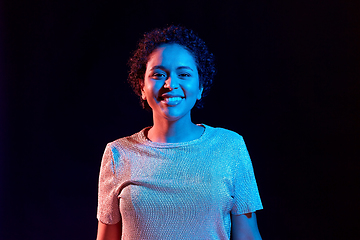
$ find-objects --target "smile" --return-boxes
[160,97,184,105]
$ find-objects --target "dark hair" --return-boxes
[128,25,216,109]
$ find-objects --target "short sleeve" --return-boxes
[97,144,121,224]
[231,136,263,215]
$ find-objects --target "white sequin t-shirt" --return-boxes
[97,124,263,239]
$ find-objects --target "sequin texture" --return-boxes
[97,124,263,239]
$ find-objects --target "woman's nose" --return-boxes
[164,75,179,90]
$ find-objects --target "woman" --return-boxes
[97,25,263,240]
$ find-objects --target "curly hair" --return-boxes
[128,25,216,109]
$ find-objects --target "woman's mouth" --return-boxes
[160,96,183,106]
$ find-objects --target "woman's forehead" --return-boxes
[146,44,196,69]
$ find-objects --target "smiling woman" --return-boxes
[128,25,215,110]
[142,44,204,142]
[96,25,263,240]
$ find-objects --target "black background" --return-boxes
[1,0,360,239]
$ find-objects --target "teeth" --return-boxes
[162,97,183,103]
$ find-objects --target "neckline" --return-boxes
[138,124,210,148]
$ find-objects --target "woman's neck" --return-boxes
[147,114,204,143]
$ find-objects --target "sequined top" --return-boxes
[97,124,263,240]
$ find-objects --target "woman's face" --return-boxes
[142,43,203,122]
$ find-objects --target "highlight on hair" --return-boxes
[128,25,216,109]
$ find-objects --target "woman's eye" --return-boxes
[179,73,191,77]
[152,72,165,78]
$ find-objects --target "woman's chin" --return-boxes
[158,108,191,122]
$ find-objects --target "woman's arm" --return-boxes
[96,221,122,240]
[231,212,262,240]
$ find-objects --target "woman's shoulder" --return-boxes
[105,127,149,149]
[202,125,249,160]
[204,124,245,142]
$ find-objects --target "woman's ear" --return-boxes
[140,81,147,100]
[141,89,146,100]
[197,86,203,100]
